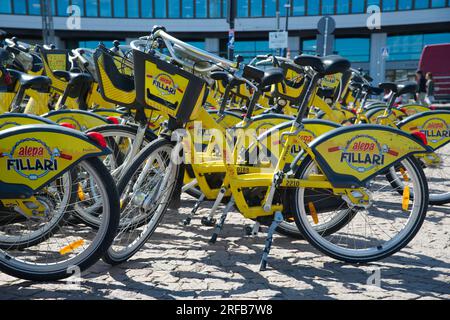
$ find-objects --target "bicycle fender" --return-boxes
[397,110,450,151]
[308,124,432,188]
[0,113,56,131]
[43,109,109,131]
[0,124,110,198]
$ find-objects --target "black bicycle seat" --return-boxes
[294,55,350,76]
[8,69,51,91]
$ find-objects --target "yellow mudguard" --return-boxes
[43,109,109,130]
[310,124,431,188]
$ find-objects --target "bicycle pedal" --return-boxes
[201,216,216,226]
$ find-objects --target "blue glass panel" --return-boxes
[86,0,99,16]
[431,0,446,7]
[415,0,429,9]
[237,0,248,17]
[398,0,412,10]
[322,0,334,15]
[28,0,41,14]
[210,0,221,17]
[250,0,262,16]
[141,0,152,17]
[113,0,125,17]
[0,0,12,14]
[292,0,305,16]
[307,0,319,15]
[196,0,207,17]
[382,0,396,11]
[99,0,112,17]
[71,0,84,16]
[423,33,450,45]
[336,0,350,14]
[155,0,167,18]
[79,40,125,49]
[12,0,26,14]
[387,34,423,61]
[56,0,69,16]
[367,0,380,7]
[182,0,194,17]
[127,0,139,17]
[187,41,205,49]
[351,0,364,13]
[168,0,180,17]
[234,40,271,63]
[334,38,370,62]
[264,0,276,16]
[302,39,316,54]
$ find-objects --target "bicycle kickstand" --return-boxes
[201,186,227,226]
[259,211,284,271]
[183,194,205,226]
[209,197,235,244]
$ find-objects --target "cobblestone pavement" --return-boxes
[0,195,449,300]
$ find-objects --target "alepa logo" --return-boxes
[329,135,398,173]
[290,129,316,155]
[149,73,182,96]
[1,138,69,180]
[417,118,450,143]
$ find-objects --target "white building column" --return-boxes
[205,38,220,54]
[370,33,387,85]
[288,36,300,57]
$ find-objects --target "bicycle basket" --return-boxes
[133,49,207,123]
[274,62,305,103]
[93,47,136,107]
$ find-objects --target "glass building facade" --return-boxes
[1,0,448,17]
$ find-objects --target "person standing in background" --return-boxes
[425,72,435,106]
[416,70,427,105]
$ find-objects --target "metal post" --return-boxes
[227,0,236,60]
[41,0,55,45]
[283,0,291,57]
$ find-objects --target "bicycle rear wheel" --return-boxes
[291,155,428,263]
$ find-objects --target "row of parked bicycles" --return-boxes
[0,26,448,281]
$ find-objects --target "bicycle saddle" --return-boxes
[379,82,417,96]
[7,69,51,91]
[294,55,350,76]
[243,65,284,87]
[363,85,383,95]
[210,71,231,86]
[54,70,93,86]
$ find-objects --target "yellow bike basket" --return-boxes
[133,50,207,123]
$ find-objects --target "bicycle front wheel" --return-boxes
[103,137,181,265]
[0,158,120,281]
[291,155,428,263]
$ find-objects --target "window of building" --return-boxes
[292,0,305,16]
[0,0,11,14]
[182,0,194,17]
[127,0,139,18]
[13,0,26,14]
[387,33,450,61]
[187,41,205,49]
[334,38,370,62]
[113,0,125,17]
[234,40,271,62]
[155,0,167,18]
[237,0,248,17]
[431,0,446,7]
[140,1,152,17]
[250,0,262,16]
[264,0,276,17]
[336,0,350,14]
[70,0,84,16]
[86,0,99,16]
[321,0,334,15]
[78,40,125,49]
[306,0,319,15]
[56,0,69,16]
[169,0,180,17]
[209,0,221,17]
[27,0,40,15]
[382,0,396,11]
[195,0,207,17]
[398,0,413,10]
[351,0,365,13]
[302,39,316,54]
[367,0,380,7]
[99,0,112,17]
[415,0,429,9]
